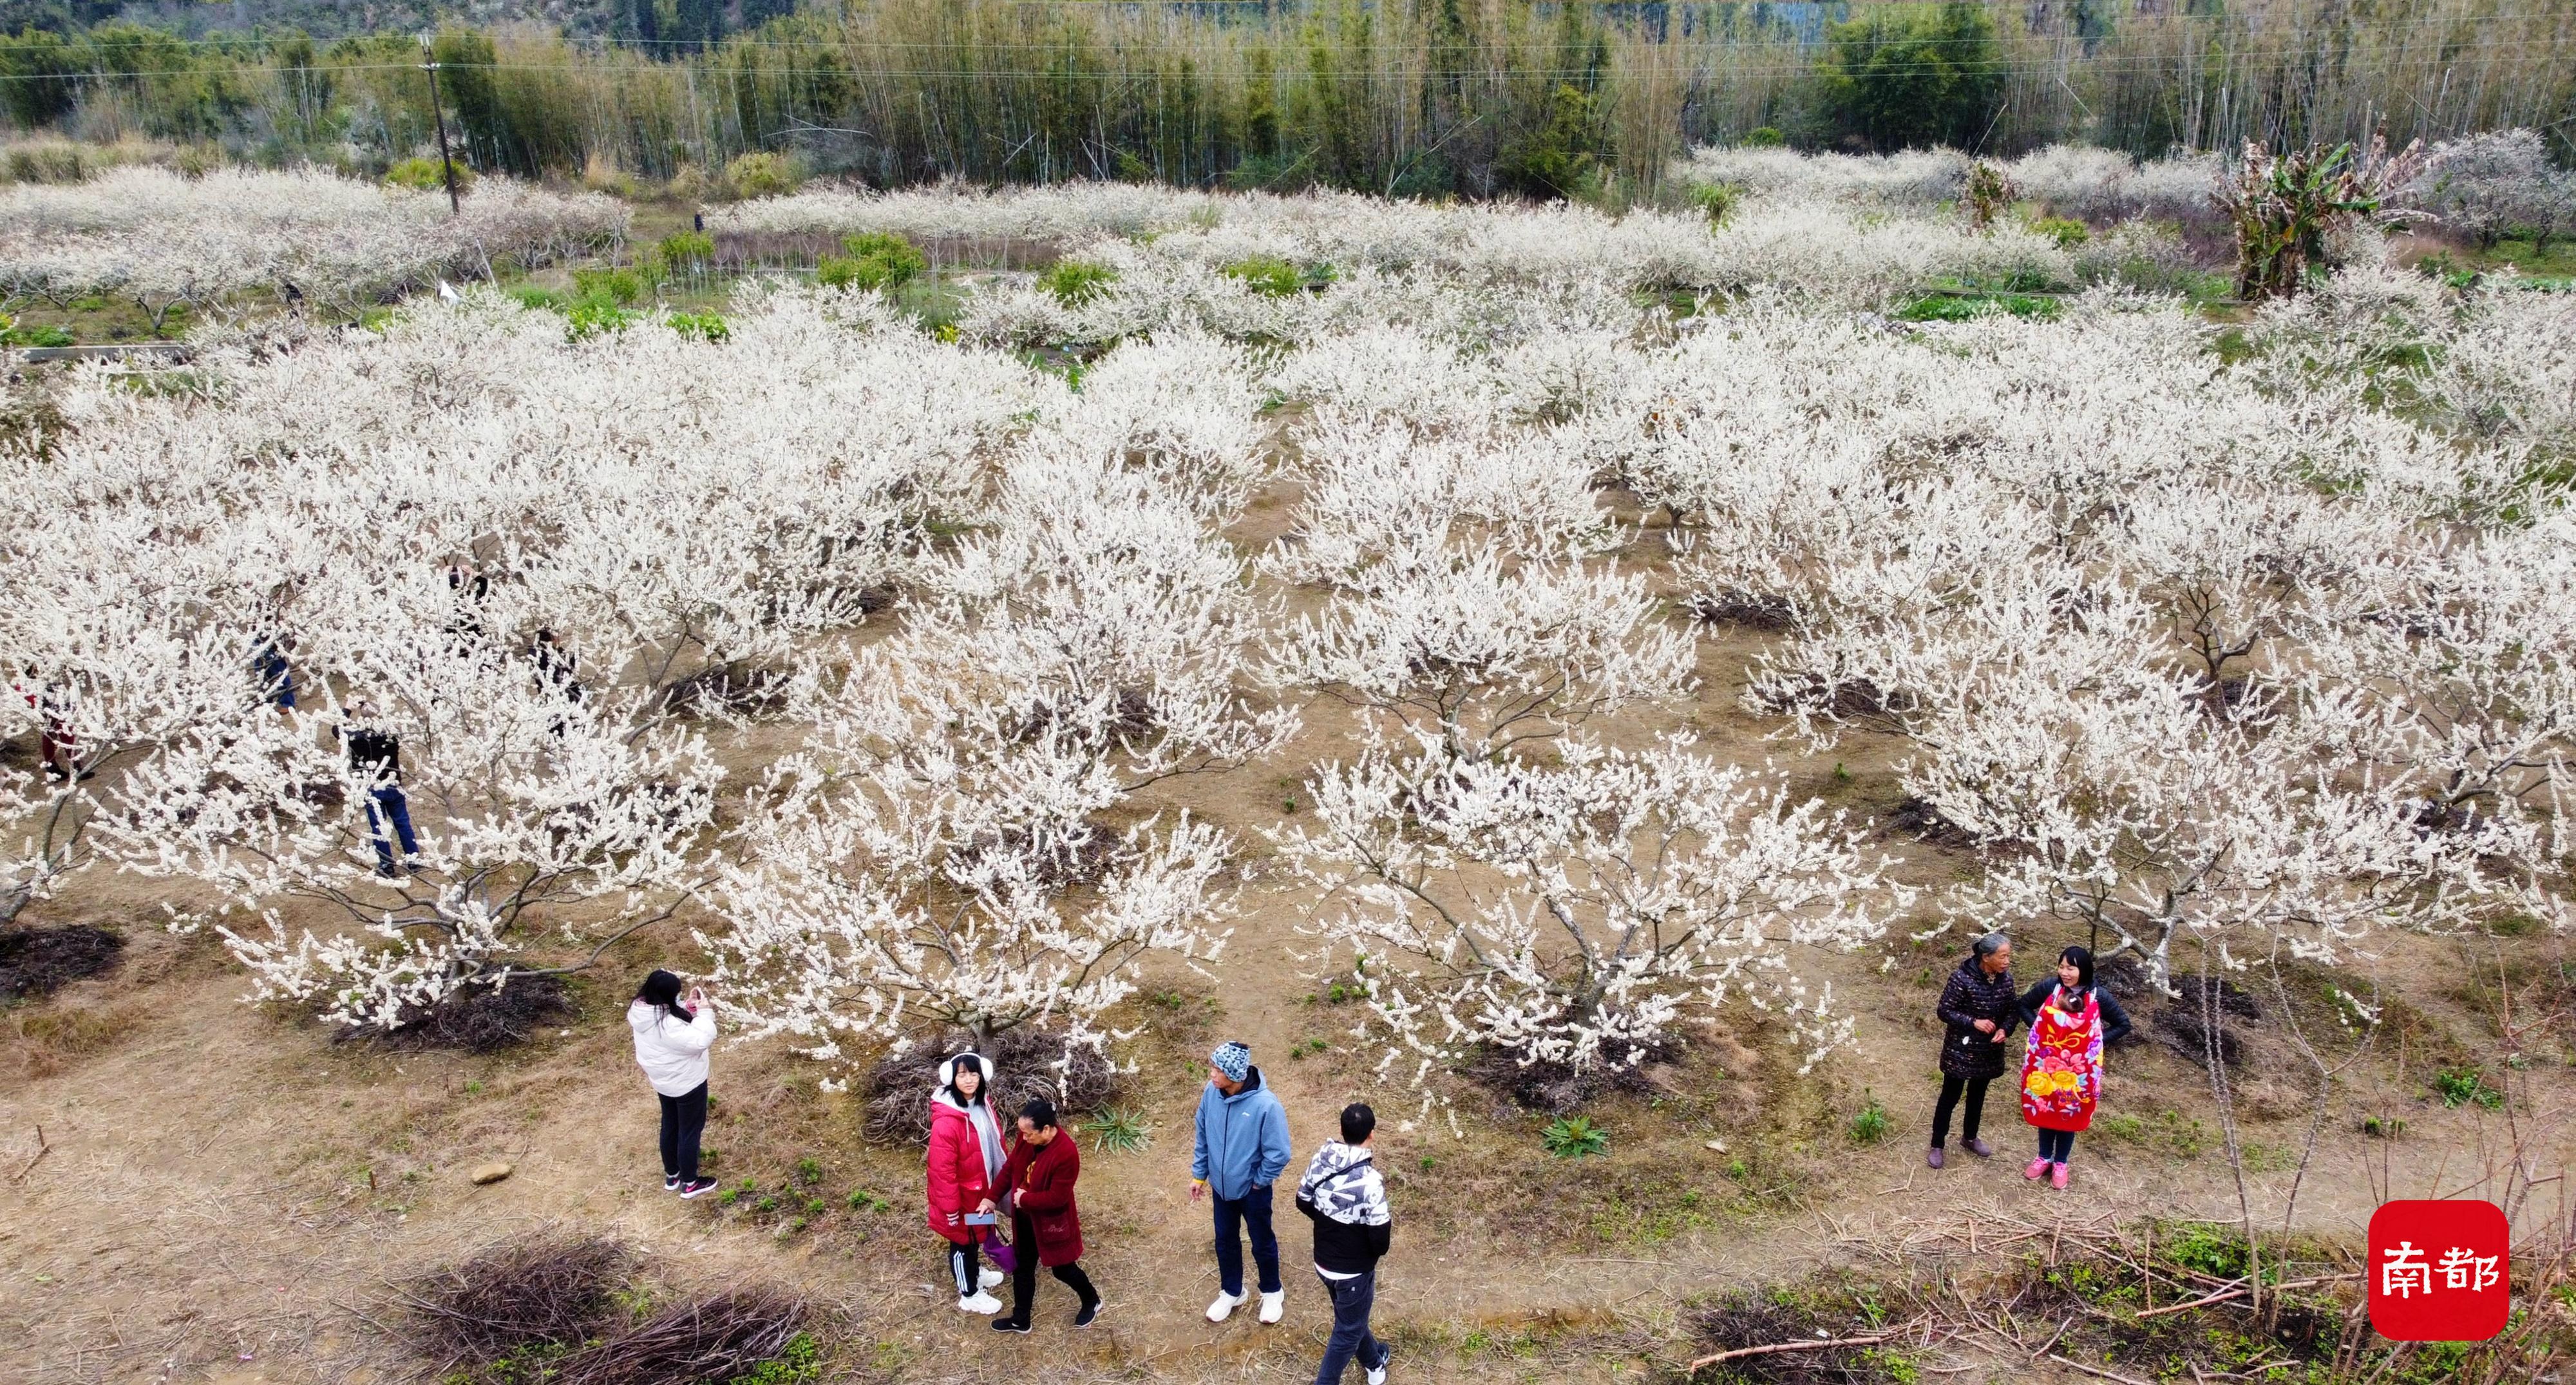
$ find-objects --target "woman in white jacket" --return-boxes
[629,970,717,1198]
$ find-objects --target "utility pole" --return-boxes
[418,31,461,215]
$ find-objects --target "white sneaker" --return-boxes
[1258,1289,1285,1324]
[978,1268,1005,1290]
[1366,1350,1390,1385]
[1206,1290,1245,1323]
[958,1290,1002,1315]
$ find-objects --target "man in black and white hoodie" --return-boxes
[1295,1103,1393,1385]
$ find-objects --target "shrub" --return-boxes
[1221,254,1303,297]
[1741,126,1786,148]
[657,230,715,274]
[817,231,926,292]
[1687,180,1745,226]
[385,157,473,196]
[1541,1116,1610,1159]
[571,268,644,305]
[1848,1096,1894,1145]
[1964,160,2015,229]
[723,151,803,200]
[667,311,728,343]
[2029,215,2090,247]
[1038,260,1117,306]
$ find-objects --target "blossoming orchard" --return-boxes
[3,135,2573,1384]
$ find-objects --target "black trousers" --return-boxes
[2038,1127,2076,1164]
[1008,1210,1097,1323]
[947,1236,983,1297]
[657,1081,708,1180]
[1930,1073,1990,1147]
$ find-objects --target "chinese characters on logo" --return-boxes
[2367,1200,2510,1341]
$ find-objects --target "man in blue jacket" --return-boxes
[1191,1040,1293,1324]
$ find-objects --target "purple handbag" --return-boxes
[983,1228,1016,1274]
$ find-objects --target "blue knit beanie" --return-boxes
[1210,1040,1251,1083]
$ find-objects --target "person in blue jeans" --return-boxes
[1297,1103,1393,1385]
[1191,1040,1292,1324]
[341,704,419,877]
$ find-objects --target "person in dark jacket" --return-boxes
[530,629,583,737]
[992,1097,1101,1333]
[2016,944,2132,1187]
[1296,1103,1393,1385]
[341,702,418,877]
[1927,932,2018,1169]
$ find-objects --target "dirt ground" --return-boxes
[5,476,2571,1385]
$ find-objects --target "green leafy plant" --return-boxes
[1222,254,1303,297]
[1090,1106,1153,1154]
[846,1187,890,1213]
[4,319,73,347]
[1741,126,1786,148]
[667,310,728,342]
[2217,133,2425,300]
[1687,180,1744,226]
[1541,1116,1609,1160]
[2433,1067,2504,1109]
[793,1157,824,1186]
[1895,292,2059,322]
[1038,260,1117,306]
[565,296,638,341]
[1848,1096,1893,1145]
[2362,1114,2408,1138]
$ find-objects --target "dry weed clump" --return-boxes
[399,1234,637,1368]
[549,1287,806,1385]
[397,1235,813,1385]
[860,1025,1126,1144]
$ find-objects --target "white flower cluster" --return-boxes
[0,167,626,325]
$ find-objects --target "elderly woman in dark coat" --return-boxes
[1926,933,2020,1169]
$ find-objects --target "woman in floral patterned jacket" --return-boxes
[2017,945,2132,1190]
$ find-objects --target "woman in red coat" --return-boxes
[990,1096,1103,1333]
[926,1053,1007,1315]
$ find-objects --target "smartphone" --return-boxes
[963,1212,998,1226]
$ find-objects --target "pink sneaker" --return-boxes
[2049,1163,2070,1190]
[2025,1158,2050,1180]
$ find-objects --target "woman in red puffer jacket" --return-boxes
[926,1053,1007,1315]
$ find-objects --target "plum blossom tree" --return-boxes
[1267,544,1693,763]
[706,738,1235,1075]
[1279,734,1906,1083]
[101,627,722,1033]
